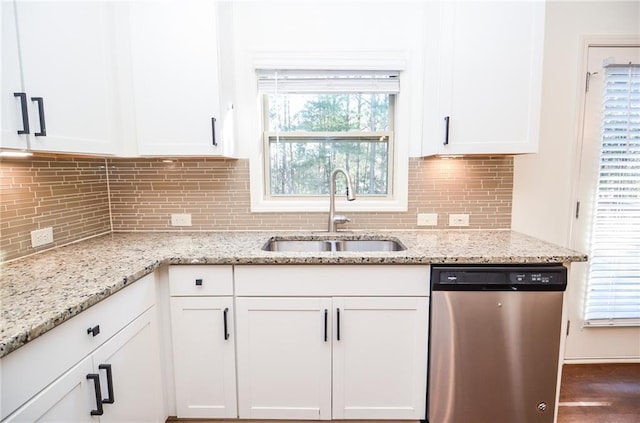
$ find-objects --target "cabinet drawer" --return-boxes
[0,274,156,420]
[169,265,233,296]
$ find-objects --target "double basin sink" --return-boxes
[262,236,406,252]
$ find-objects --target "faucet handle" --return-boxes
[333,214,351,225]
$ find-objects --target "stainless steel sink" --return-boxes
[262,238,406,252]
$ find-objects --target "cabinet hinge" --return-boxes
[575,201,580,219]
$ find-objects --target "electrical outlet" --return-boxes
[171,213,192,227]
[449,213,470,227]
[417,213,438,226]
[31,227,54,248]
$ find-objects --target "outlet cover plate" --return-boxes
[449,213,470,227]
[31,227,54,248]
[417,213,438,226]
[171,213,192,227]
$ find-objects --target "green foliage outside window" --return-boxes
[267,93,392,196]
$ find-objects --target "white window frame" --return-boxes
[247,51,409,212]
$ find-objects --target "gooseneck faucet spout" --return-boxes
[328,168,356,232]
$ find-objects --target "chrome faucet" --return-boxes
[328,168,356,232]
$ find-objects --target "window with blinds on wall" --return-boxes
[585,63,640,325]
[257,70,398,198]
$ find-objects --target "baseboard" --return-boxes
[563,358,640,364]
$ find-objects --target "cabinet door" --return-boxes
[170,296,237,418]
[426,0,544,155]
[14,1,118,155]
[235,297,332,420]
[332,297,429,420]
[3,356,95,423]
[92,307,164,423]
[128,0,226,156]
[1,1,29,151]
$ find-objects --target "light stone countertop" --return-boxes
[0,230,587,358]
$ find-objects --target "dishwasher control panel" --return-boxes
[432,264,567,291]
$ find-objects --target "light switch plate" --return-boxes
[171,213,192,227]
[449,213,470,227]
[31,227,54,247]
[417,213,438,226]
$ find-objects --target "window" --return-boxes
[577,47,640,326]
[258,70,398,199]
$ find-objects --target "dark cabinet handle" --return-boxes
[195,278,203,286]
[13,92,30,135]
[87,325,100,337]
[324,309,328,342]
[443,116,450,146]
[86,374,104,416]
[30,97,46,136]
[223,307,230,340]
[336,308,341,341]
[98,364,115,404]
[211,117,217,146]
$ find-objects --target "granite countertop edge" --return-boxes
[0,230,587,358]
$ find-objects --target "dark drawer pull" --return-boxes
[443,116,450,146]
[324,309,328,342]
[223,307,230,340]
[99,364,115,404]
[14,92,30,135]
[31,97,46,136]
[87,325,100,337]
[86,374,104,416]
[211,117,217,146]
[195,278,203,286]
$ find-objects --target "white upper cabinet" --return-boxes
[1,1,28,151]
[127,0,234,157]
[423,1,545,155]
[2,1,120,155]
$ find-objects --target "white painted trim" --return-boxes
[564,36,640,361]
[248,50,411,213]
[252,50,407,71]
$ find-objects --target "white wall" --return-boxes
[511,1,640,361]
[229,1,433,213]
[230,1,429,159]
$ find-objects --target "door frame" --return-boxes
[565,35,640,364]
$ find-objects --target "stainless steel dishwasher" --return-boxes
[428,264,567,423]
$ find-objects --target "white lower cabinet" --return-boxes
[92,307,164,423]
[235,298,333,420]
[332,297,429,420]
[4,306,163,422]
[234,264,430,421]
[168,265,237,419]
[3,357,95,423]
[170,297,237,418]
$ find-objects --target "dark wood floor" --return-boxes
[557,363,640,423]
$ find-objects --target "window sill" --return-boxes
[250,196,408,213]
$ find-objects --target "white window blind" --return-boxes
[585,63,640,326]
[257,70,400,94]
